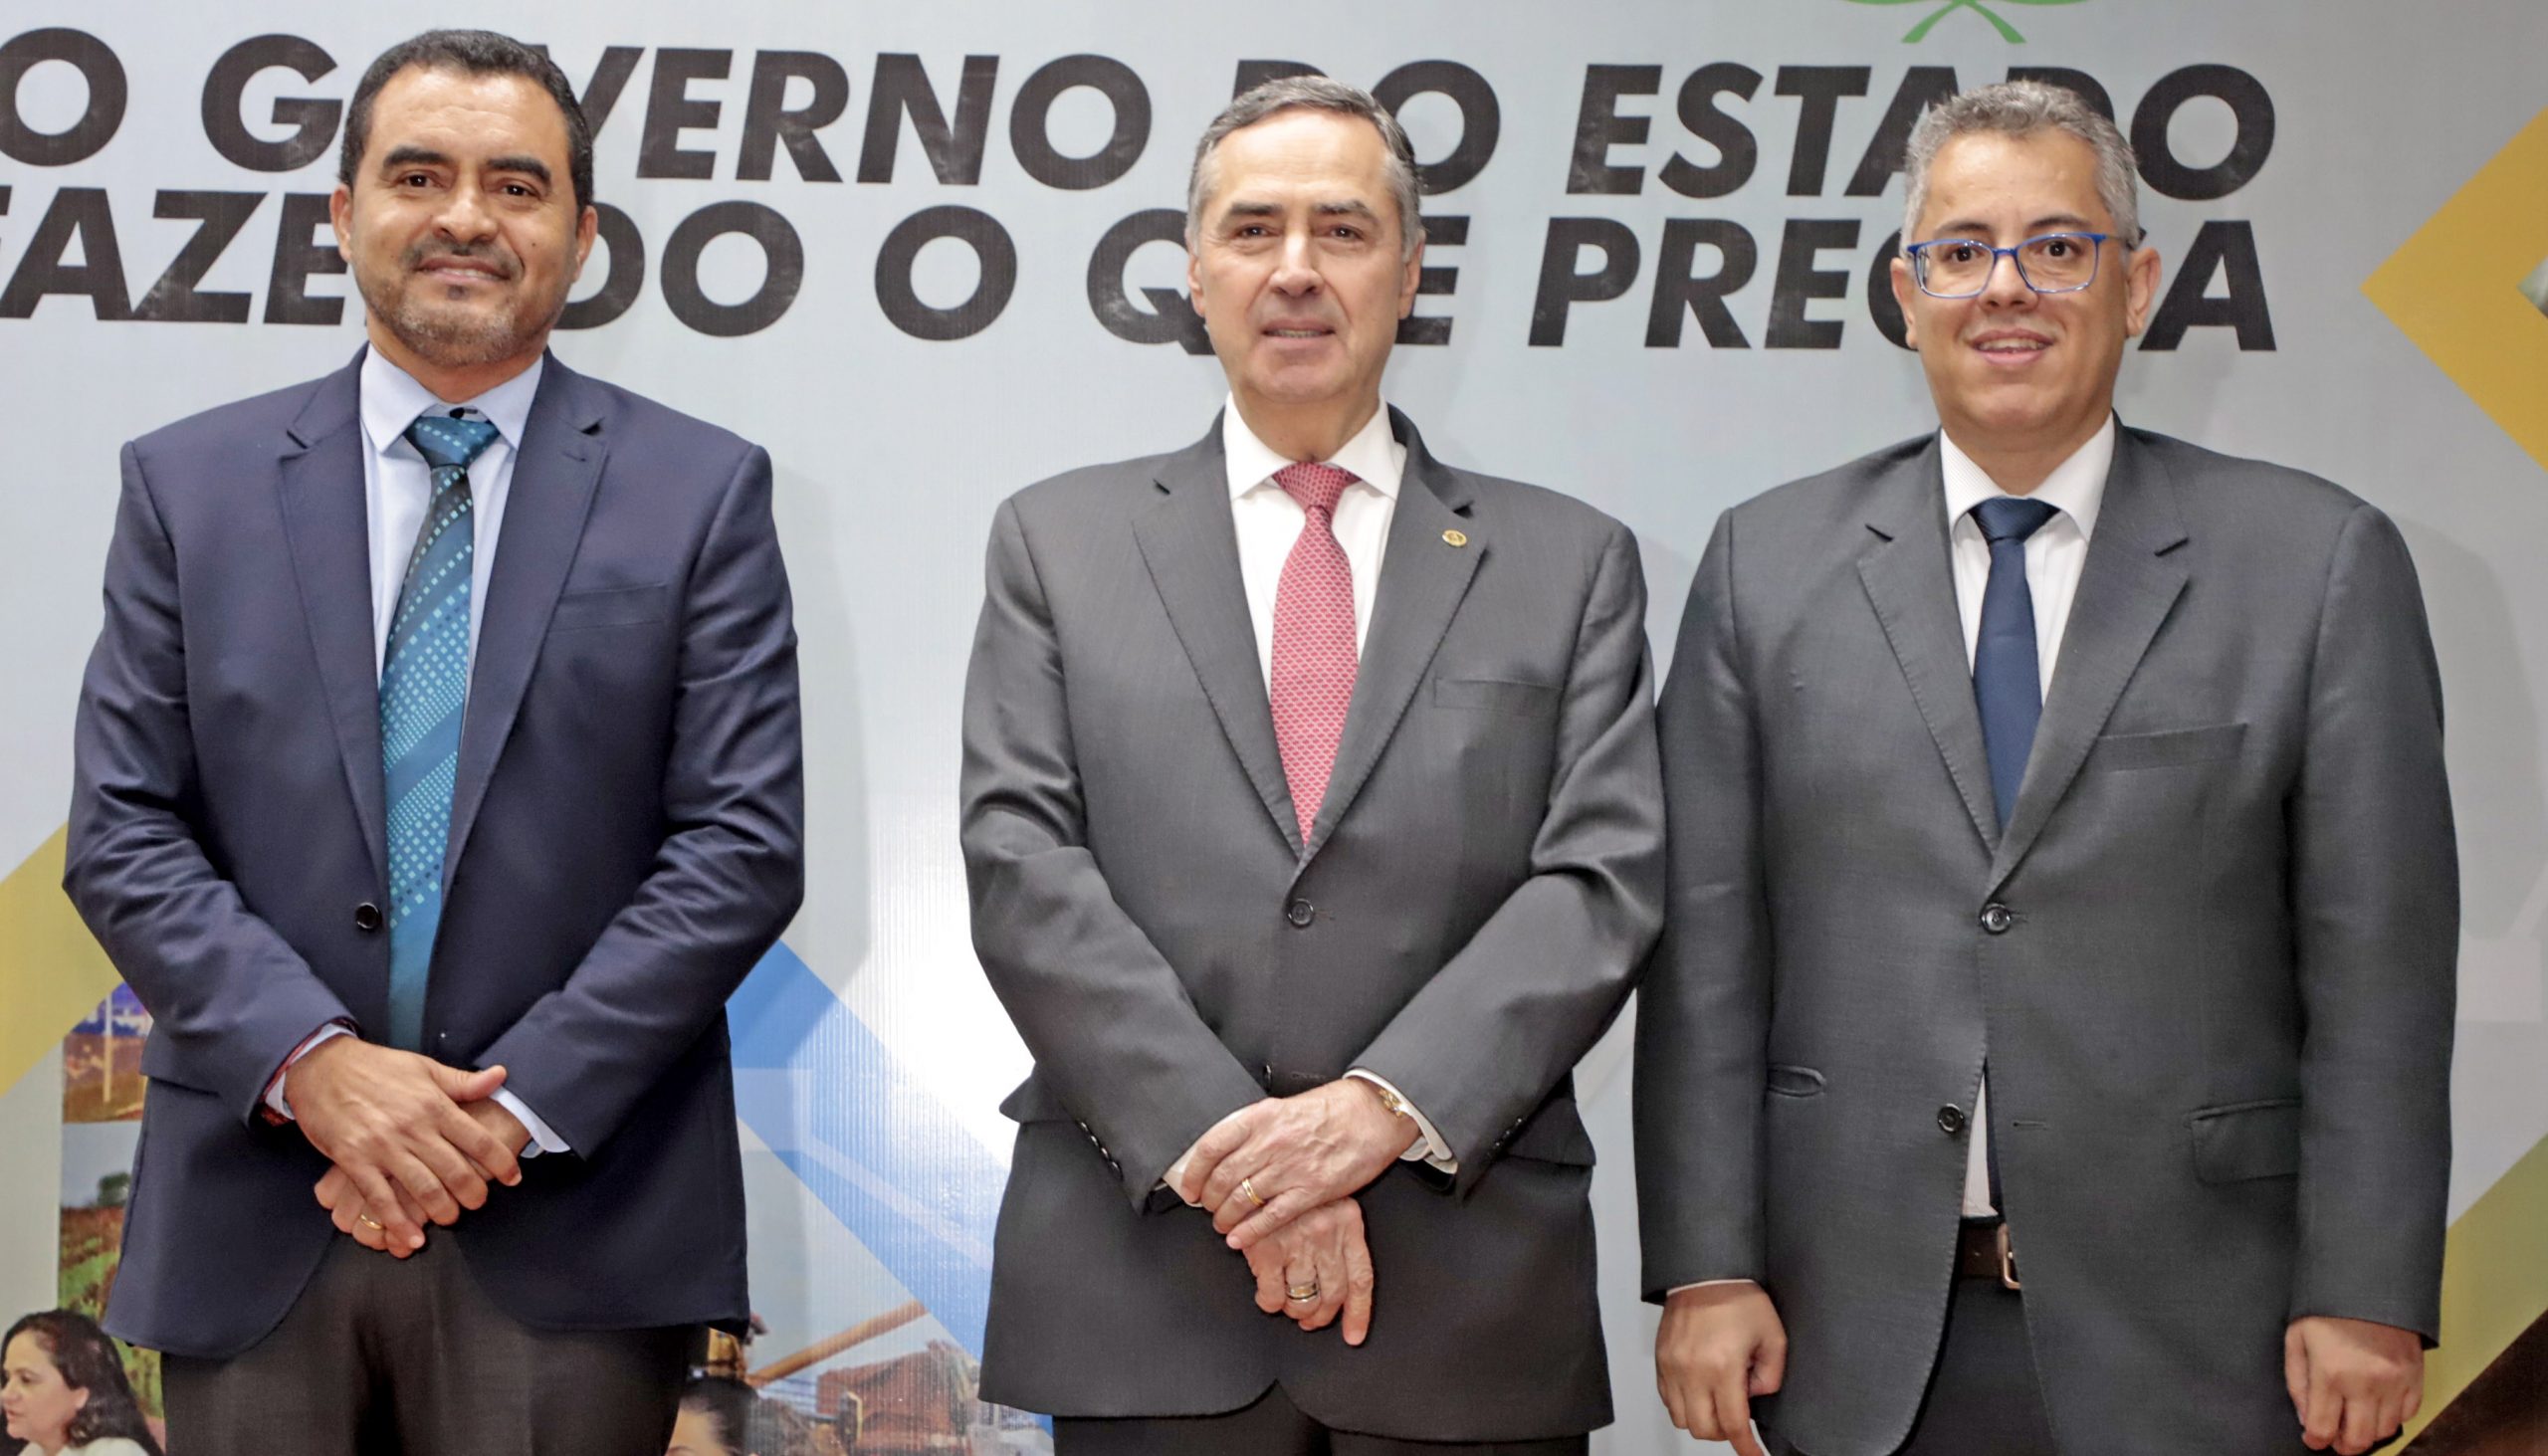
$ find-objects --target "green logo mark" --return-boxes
[1845,0,2089,44]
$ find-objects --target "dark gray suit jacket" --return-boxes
[1635,426,2456,1456]
[960,411,1663,1441]
[65,350,804,1357]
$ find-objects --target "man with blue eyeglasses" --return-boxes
[1634,81,2453,1456]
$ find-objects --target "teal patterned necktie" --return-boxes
[382,411,500,1051]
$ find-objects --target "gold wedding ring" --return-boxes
[1240,1177,1267,1209]
[1286,1282,1320,1302]
[356,1212,385,1232]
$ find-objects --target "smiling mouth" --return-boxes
[1972,335,2050,355]
[408,246,515,285]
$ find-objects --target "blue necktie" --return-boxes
[1971,496,2053,1217]
[1971,497,2060,829]
[382,411,500,1051]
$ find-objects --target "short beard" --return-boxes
[356,245,565,371]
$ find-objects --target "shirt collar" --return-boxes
[1938,414,2115,540]
[359,346,545,461]
[1222,396,1403,503]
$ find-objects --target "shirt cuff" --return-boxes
[489,1087,569,1156]
[1668,1280,1764,1296]
[265,1022,355,1122]
[1344,1069,1458,1174]
[1164,1104,1258,1207]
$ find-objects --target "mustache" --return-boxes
[402,240,520,280]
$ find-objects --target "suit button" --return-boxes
[1938,1105,1966,1136]
[1286,899,1316,929]
[353,903,383,933]
[1980,903,2014,934]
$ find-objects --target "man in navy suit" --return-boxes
[64,30,802,1455]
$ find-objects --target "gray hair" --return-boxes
[1185,77,1424,261]
[1901,80,2142,251]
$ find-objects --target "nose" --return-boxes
[433,180,498,243]
[1977,247,2035,309]
[1270,230,1321,296]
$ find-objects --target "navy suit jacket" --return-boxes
[65,349,804,1357]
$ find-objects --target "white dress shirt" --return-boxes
[1940,414,2114,1217]
[269,349,567,1156]
[1162,399,1454,1198]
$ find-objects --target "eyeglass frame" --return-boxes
[1900,231,2121,299]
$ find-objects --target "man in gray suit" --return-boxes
[960,77,1662,1452]
[1634,82,2454,1456]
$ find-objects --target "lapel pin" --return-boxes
[1442,528,1468,547]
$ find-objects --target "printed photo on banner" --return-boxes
[673,1324,1046,1456]
[1,1308,163,1456]
[2,986,164,1456]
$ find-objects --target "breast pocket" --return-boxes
[548,582,671,633]
[2086,721,2246,772]
[1432,677,1559,716]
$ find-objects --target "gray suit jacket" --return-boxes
[959,410,1664,1441]
[1634,426,2455,1456]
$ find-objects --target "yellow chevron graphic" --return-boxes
[0,826,120,1090]
[2364,105,2548,474]
[2404,1132,2548,1447]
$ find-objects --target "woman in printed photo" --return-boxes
[1,1311,162,1456]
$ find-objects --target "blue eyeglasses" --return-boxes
[1902,232,2116,298]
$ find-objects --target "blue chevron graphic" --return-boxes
[727,942,1008,1357]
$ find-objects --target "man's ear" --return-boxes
[2122,244,2164,337]
[1889,255,1921,350]
[329,183,356,263]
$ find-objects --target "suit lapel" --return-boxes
[1988,429,2190,890]
[1303,410,1481,864]
[443,355,606,889]
[276,355,387,886]
[1130,419,1303,854]
[1856,439,2000,853]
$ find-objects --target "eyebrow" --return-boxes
[380,144,449,174]
[487,153,553,186]
[1217,199,1382,224]
[1928,212,2101,237]
[377,144,552,187]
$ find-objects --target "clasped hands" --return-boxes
[1171,1079,1414,1348]
[284,1036,531,1258]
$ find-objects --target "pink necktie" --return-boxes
[1270,462,1360,843]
